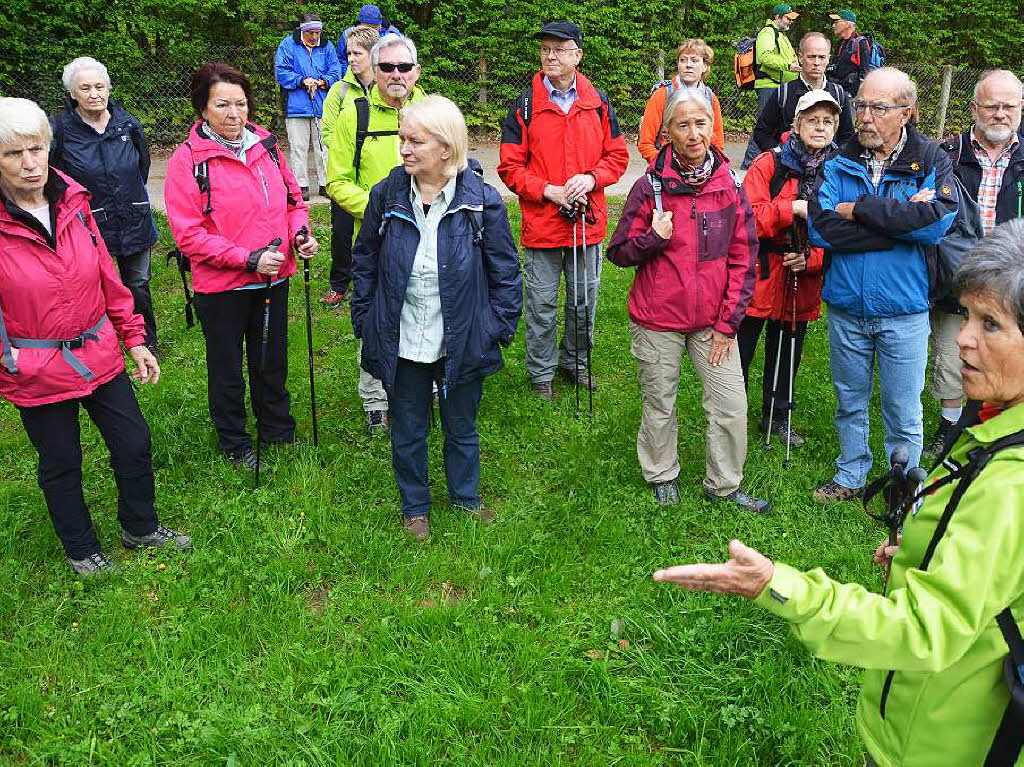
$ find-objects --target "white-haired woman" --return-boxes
[607,88,767,513]
[0,97,189,576]
[49,56,160,354]
[351,95,523,540]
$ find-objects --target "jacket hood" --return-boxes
[378,158,487,211]
[837,123,934,176]
[647,143,735,195]
[291,28,333,49]
[60,95,135,127]
[0,169,89,236]
[184,121,277,163]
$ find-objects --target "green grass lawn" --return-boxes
[0,200,924,764]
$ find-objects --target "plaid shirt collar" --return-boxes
[970,128,1020,233]
[970,128,1019,165]
[861,127,908,188]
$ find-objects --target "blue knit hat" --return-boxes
[357,4,384,24]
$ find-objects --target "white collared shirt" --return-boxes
[399,174,458,362]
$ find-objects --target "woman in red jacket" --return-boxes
[165,63,318,470]
[737,90,840,448]
[608,88,769,514]
[0,97,189,576]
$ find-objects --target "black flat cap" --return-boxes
[535,21,583,48]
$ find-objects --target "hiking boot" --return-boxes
[531,380,554,400]
[812,480,863,504]
[321,289,347,307]
[122,524,192,551]
[68,551,116,577]
[922,417,957,463]
[560,366,598,391]
[705,488,772,514]
[760,418,806,447]
[456,502,495,524]
[366,409,389,436]
[403,515,431,541]
[652,479,680,506]
[226,448,259,472]
[318,185,327,198]
[300,186,310,202]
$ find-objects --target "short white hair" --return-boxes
[861,67,918,107]
[370,35,417,69]
[62,56,111,93]
[974,69,1024,103]
[400,95,468,178]
[0,97,52,147]
[663,86,713,129]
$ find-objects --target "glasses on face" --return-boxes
[801,117,837,128]
[975,102,1022,116]
[378,62,415,73]
[852,100,908,117]
[540,45,579,58]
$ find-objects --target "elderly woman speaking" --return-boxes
[607,87,767,513]
[352,95,522,540]
[0,97,189,576]
[654,219,1024,766]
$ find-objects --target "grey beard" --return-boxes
[858,129,884,149]
[978,123,1018,145]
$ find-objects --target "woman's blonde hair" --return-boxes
[345,26,380,56]
[676,39,714,70]
[400,95,468,178]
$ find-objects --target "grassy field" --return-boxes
[0,200,925,764]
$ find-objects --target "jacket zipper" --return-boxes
[257,166,270,205]
[1017,181,1022,218]
[879,670,895,719]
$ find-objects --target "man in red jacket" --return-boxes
[498,21,629,399]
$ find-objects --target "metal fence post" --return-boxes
[936,65,953,139]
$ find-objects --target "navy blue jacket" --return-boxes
[943,128,1024,224]
[351,160,523,390]
[49,98,156,256]
[809,125,958,318]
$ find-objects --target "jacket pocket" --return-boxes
[628,321,660,365]
[879,670,895,719]
[698,203,736,262]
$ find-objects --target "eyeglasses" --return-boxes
[852,100,909,117]
[800,117,837,128]
[975,102,1022,115]
[377,62,415,73]
[540,45,579,58]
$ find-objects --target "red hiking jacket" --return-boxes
[0,171,145,407]
[498,72,629,248]
[607,146,758,336]
[165,123,308,294]
[742,149,825,321]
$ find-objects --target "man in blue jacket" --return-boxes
[808,67,958,503]
[275,13,342,201]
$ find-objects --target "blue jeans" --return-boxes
[389,358,483,518]
[827,307,929,489]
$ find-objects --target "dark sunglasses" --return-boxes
[378,62,415,73]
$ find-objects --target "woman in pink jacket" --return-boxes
[607,88,769,514]
[165,63,318,470]
[0,97,189,576]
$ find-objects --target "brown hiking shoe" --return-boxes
[560,366,597,391]
[403,515,431,541]
[813,480,863,504]
[456,503,495,524]
[531,380,554,400]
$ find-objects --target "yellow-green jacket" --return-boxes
[321,68,370,147]
[756,401,1024,766]
[324,83,425,239]
[754,21,798,90]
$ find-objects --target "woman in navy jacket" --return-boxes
[352,95,522,540]
[50,56,159,352]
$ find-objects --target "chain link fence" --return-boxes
[2,45,987,146]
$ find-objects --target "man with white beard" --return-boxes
[922,69,1024,459]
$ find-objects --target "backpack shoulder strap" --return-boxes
[353,96,372,181]
[193,158,211,214]
[768,146,788,200]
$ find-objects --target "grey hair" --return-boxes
[370,35,418,69]
[62,56,111,93]
[662,86,714,130]
[862,66,918,107]
[799,31,831,53]
[0,97,52,147]
[973,69,1024,103]
[955,218,1024,332]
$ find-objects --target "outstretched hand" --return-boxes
[653,540,775,599]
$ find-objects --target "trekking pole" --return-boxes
[882,445,909,590]
[782,268,799,468]
[764,272,789,450]
[580,198,593,416]
[309,90,324,188]
[569,206,581,419]
[255,238,282,489]
[297,226,319,447]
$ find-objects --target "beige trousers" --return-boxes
[629,321,748,495]
[928,309,963,401]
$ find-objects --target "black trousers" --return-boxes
[193,282,295,455]
[737,315,809,423]
[18,372,158,559]
[114,248,158,349]
[329,201,355,294]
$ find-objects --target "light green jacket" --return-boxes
[754,21,798,90]
[324,83,425,239]
[321,68,370,147]
[756,401,1024,766]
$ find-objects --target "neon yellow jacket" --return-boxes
[754,21,798,90]
[321,68,370,147]
[324,83,425,239]
[756,401,1024,766]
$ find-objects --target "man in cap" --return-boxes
[807,67,959,503]
[741,3,801,169]
[336,4,402,75]
[829,9,872,96]
[498,21,629,400]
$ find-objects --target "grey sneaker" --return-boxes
[706,488,772,514]
[226,448,259,471]
[812,480,863,504]
[68,551,116,576]
[367,409,389,436]
[761,419,806,447]
[652,480,680,506]
[122,524,192,551]
[531,380,555,400]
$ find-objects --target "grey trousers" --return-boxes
[285,117,326,189]
[928,308,963,401]
[357,339,388,413]
[523,244,601,382]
